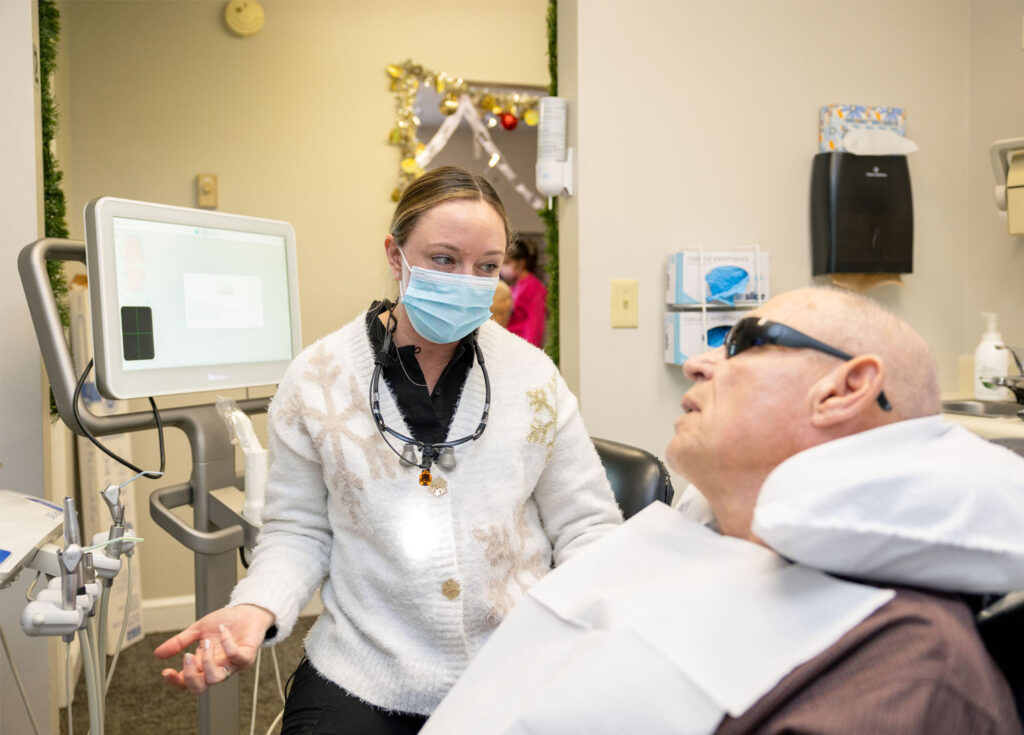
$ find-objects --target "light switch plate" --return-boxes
[610,279,639,328]
[196,173,218,208]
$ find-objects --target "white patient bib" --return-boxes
[423,503,892,735]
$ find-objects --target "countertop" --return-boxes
[941,394,1024,439]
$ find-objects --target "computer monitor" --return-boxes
[84,197,302,400]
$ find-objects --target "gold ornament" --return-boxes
[440,95,460,115]
[416,142,426,153]
[391,188,401,202]
[386,64,403,79]
[481,94,497,111]
[524,109,539,126]
[401,158,418,174]
[388,128,403,145]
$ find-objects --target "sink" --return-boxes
[941,400,1024,419]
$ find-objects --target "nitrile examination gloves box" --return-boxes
[664,310,746,365]
[665,251,770,307]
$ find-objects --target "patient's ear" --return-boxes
[809,355,885,428]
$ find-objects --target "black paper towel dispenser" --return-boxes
[810,152,913,274]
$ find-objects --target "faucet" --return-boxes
[983,345,1024,404]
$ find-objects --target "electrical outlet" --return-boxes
[610,279,639,328]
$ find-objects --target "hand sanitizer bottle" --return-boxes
[974,312,1010,401]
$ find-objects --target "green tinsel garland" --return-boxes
[39,0,71,416]
[541,0,560,366]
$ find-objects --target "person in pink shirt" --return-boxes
[501,239,547,347]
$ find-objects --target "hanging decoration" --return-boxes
[386,59,542,202]
[414,94,544,211]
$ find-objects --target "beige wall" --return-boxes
[967,1,1024,350]
[56,0,548,606]
[565,0,1024,484]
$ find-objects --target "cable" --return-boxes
[67,641,73,735]
[250,648,262,735]
[83,536,144,552]
[80,625,103,735]
[97,587,110,694]
[104,560,132,693]
[271,646,285,703]
[73,358,165,480]
[0,621,42,735]
[265,707,285,735]
[86,618,105,735]
[25,570,43,602]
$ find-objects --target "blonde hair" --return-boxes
[389,166,512,249]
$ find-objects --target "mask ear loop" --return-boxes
[396,246,410,303]
[368,303,491,486]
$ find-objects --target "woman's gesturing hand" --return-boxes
[154,603,276,694]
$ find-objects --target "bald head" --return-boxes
[668,287,941,539]
[758,288,940,423]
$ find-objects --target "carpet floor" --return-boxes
[59,617,315,735]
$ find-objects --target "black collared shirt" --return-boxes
[365,301,475,445]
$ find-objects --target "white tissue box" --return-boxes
[819,104,906,153]
[664,310,747,365]
[666,251,770,307]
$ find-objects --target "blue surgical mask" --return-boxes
[399,250,499,344]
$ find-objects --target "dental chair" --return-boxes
[592,438,675,519]
[979,437,1024,721]
[977,593,1024,721]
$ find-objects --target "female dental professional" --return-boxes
[155,166,623,734]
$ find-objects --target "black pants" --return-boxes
[281,657,428,735]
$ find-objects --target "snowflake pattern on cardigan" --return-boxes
[473,504,548,623]
[526,373,558,462]
[274,343,397,521]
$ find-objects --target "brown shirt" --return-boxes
[716,588,1021,735]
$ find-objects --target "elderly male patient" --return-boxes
[423,287,1024,735]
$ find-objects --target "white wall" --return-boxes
[0,1,57,731]
[563,1,1019,484]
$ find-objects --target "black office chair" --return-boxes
[592,437,675,519]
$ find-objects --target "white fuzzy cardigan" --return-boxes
[230,315,623,714]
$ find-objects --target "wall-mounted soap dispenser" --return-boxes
[810,152,913,274]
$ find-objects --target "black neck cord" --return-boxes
[72,358,166,480]
[369,307,490,482]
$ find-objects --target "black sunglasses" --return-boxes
[724,317,892,412]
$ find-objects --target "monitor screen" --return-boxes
[84,197,302,399]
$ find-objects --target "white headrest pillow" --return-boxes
[752,416,1024,594]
